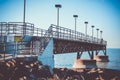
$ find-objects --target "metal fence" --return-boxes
[0,22,107,45]
[49,24,107,45]
[0,22,34,36]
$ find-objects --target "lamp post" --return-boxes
[96,28,99,43]
[84,21,88,41]
[55,4,62,38]
[73,15,78,39]
[84,22,88,36]
[100,31,103,39]
[91,25,94,42]
[23,0,26,36]
[73,15,78,32]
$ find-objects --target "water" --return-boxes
[54,48,120,70]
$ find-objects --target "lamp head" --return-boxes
[55,4,62,8]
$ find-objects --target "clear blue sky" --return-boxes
[0,0,120,48]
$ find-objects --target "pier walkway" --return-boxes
[0,22,108,68]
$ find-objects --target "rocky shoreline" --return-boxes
[54,68,120,80]
[0,58,120,80]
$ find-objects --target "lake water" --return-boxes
[54,48,120,70]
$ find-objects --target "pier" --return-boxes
[0,22,108,68]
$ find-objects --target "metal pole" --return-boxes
[55,4,61,38]
[57,8,59,28]
[97,29,99,39]
[96,28,99,43]
[23,0,26,36]
[92,27,93,37]
[23,0,26,23]
[85,24,87,41]
[73,15,78,31]
[57,8,59,37]
[4,43,5,61]
[74,17,76,40]
[75,18,76,32]
[91,26,94,42]
[0,23,3,42]
[105,46,107,56]
[84,22,88,41]
[73,15,78,39]
[37,28,38,36]
[86,24,87,36]
[0,24,2,38]
[100,31,103,39]
[77,52,80,59]
[14,41,17,58]
[91,51,94,59]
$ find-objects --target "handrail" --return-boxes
[50,24,107,45]
[0,22,107,45]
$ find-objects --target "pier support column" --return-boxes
[88,51,94,60]
[73,51,97,69]
[77,51,82,59]
[94,48,109,62]
[103,48,107,56]
[91,51,94,60]
[96,50,99,55]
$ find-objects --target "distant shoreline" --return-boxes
[107,48,120,49]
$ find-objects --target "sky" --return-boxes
[0,0,120,48]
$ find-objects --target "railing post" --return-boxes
[14,41,17,58]
[4,43,6,61]
[30,41,33,55]
[13,24,15,35]
[50,25,53,37]
[37,28,38,36]
[0,23,4,42]
[31,24,34,36]
[70,30,71,39]
[8,23,9,35]
[41,30,43,36]
[0,23,2,37]
[23,23,26,36]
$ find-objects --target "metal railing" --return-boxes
[0,22,107,60]
[0,22,34,36]
[0,22,107,45]
[49,24,107,45]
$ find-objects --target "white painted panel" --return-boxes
[7,36,14,42]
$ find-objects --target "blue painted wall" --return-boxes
[38,38,54,69]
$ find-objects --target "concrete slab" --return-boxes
[94,55,109,62]
[73,59,97,69]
